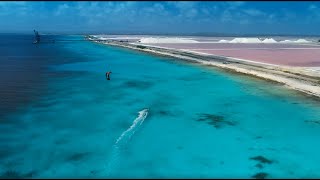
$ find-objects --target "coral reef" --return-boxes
[196,113,236,128]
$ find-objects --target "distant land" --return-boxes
[1,30,320,38]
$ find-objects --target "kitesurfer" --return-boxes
[106,71,112,80]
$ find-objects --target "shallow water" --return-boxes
[0,35,320,178]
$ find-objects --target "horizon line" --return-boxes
[1,32,320,37]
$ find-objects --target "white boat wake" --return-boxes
[115,108,149,146]
[105,108,149,176]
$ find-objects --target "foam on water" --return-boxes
[115,108,149,146]
[105,108,149,176]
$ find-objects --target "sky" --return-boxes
[0,1,320,35]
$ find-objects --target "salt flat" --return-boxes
[94,35,320,67]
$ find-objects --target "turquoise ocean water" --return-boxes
[1,35,320,178]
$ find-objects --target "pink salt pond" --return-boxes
[146,43,320,67]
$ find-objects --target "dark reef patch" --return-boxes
[250,156,273,164]
[23,171,36,178]
[158,110,171,116]
[122,80,154,90]
[196,113,236,128]
[304,120,320,125]
[223,102,234,107]
[0,170,36,179]
[0,148,16,159]
[151,109,177,118]
[177,146,184,150]
[252,172,268,179]
[65,152,90,162]
[255,163,264,169]
[54,138,69,145]
[0,170,22,179]
[146,93,182,119]
[110,90,128,100]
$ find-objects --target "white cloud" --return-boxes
[153,3,164,10]
[308,4,320,15]
[169,1,197,10]
[186,8,198,18]
[221,10,232,23]
[201,8,210,15]
[309,4,317,10]
[243,9,265,16]
[285,12,296,20]
[0,1,34,17]
[1,1,319,34]
[306,4,320,22]
[239,19,250,25]
[225,1,245,9]
[0,2,26,7]
[265,13,276,24]
[54,4,69,16]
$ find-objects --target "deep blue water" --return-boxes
[0,34,320,178]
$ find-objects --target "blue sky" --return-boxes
[0,1,320,35]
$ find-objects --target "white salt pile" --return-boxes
[218,39,229,43]
[229,38,262,43]
[138,37,198,43]
[106,37,141,39]
[262,38,277,43]
[279,39,311,43]
[217,37,311,44]
[295,39,311,43]
[279,40,293,43]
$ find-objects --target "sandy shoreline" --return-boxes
[87,37,320,99]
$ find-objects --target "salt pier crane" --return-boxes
[33,29,40,44]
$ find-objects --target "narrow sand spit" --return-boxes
[87,37,320,99]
